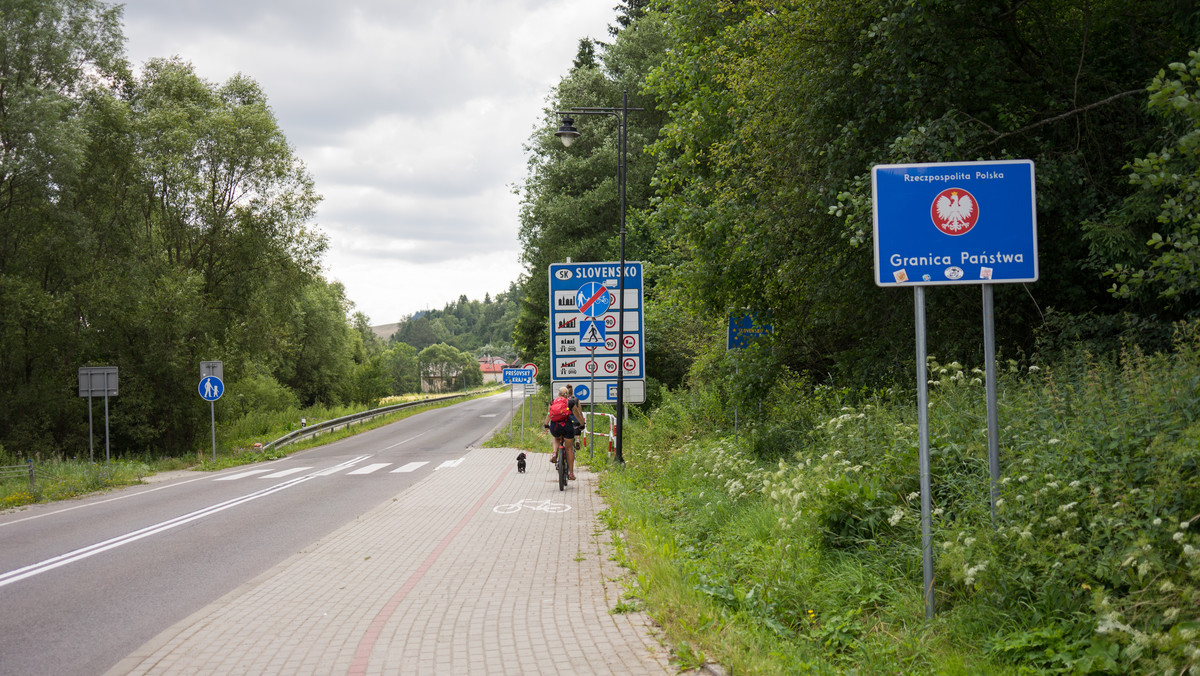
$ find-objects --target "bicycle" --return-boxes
[554,436,569,491]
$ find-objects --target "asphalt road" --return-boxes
[0,392,515,676]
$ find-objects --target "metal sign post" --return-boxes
[727,313,774,444]
[914,288,934,619]
[589,347,597,460]
[503,364,537,443]
[198,374,224,461]
[873,159,1038,619]
[78,367,118,463]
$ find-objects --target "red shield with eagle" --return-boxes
[930,187,979,236]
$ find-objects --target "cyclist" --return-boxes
[567,392,586,453]
[543,386,584,480]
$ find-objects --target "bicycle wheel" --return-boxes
[557,444,568,491]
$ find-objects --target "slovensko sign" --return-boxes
[872,160,1037,286]
[549,261,645,404]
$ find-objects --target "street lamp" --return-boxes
[555,91,643,465]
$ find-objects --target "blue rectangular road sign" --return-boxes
[502,368,535,384]
[727,313,773,350]
[549,261,644,404]
[872,160,1037,287]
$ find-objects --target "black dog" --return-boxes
[516,452,527,473]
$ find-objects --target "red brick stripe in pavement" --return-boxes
[347,465,508,675]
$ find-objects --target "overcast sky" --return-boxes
[118,0,617,326]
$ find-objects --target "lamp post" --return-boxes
[555,90,643,465]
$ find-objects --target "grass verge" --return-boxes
[1,387,503,510]
[590,327,1200,674]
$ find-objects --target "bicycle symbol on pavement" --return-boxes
[493,499,572,514]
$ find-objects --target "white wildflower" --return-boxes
[888,506,904,526]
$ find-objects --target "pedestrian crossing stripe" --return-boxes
[261,467,312,479]
[215,469,273,481]
[211,460,458,480]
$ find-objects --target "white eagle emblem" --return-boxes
[931,188,978,235]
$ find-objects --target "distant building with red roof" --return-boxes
[478,357,510,383]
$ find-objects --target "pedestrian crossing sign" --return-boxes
[579,319,605,348]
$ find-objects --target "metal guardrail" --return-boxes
[0,460,56,490]
[261,392,470,451]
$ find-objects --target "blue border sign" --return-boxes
[872,160,1037,287]
[727,313,773,350]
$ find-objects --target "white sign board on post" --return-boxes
[548,261,645,404]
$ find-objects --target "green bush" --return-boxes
[601,322,1200,674]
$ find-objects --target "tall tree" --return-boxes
[0,0,128,454]
[513,8,669,380]
[644,0,1199,382]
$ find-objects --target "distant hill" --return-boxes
[371,323,400,340]
[384,286,520,355]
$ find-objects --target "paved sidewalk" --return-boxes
[106,447,673,675]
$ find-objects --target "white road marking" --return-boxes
[390,462,428,473]
[436,458,465,470]
[260,467,312,479]
[347,463,391,475]
[314,456,370,476]
[0,455,372,589]
[215,470,273,481]
[383,432,425,450]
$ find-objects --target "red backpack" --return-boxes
[548,396,571,422]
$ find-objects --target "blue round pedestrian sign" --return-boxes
[575,282,612,317]
[199,376,224,401]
